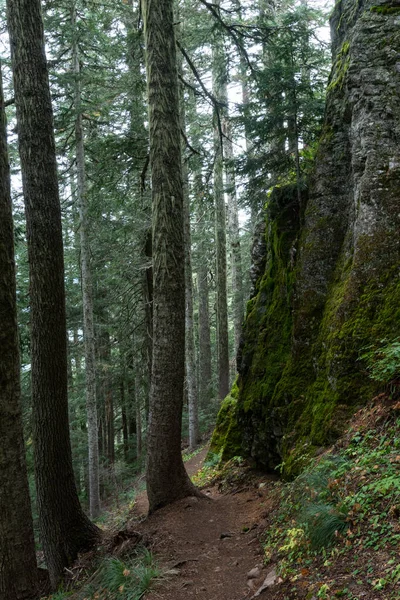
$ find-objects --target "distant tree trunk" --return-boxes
[0,60,39,600]
[143,0,198,512]
[121,379,129,461]
[223,119,244,356]
[178,49,199,449]
[183,182,200,448]
[6,0,100,588]
[143,230,153,422]
[105,390,114,465]
[73,328,82,376]
[72,4,101,518]
[195,176,213,407]
[212,20,230,400]
[136,382,142,460]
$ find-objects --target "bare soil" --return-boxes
[129,448,277,600]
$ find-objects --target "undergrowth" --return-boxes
[44,547,161,600]
[263,398,400,598]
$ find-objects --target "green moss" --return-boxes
[228,171,400,476]
[327,40,350,92]
[279,232,400,475]
[235,184,303,470]
[207,381,242,462]
[370,5,400,14]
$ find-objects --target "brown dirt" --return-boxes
[129,448,277,600]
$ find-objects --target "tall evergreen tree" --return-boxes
[0,61,39,600]
[72,1,101,518]
[212,6,230,400]
[6,0,100,588]
[143,0,199,512]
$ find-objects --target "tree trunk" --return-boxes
[183,179,200,448]
[143,0,198,512]
[195,175,213,408]
[178,47,199,449]
[135,381,142,460]
[143,230,153,423]
[223,119,244,356]
[212,17,230,400]
[72,3,101,518]
[121,379,129,461]
[0,60,39,600]
[6,0,100,588]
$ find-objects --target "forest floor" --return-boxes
[129,447,278,600]
[48,394,400,600]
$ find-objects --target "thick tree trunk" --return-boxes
[0,61,39,600]
[6,0,100,588]
[72,5,101,518]
[143,0,198,512]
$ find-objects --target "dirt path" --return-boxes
[129,449,276,600]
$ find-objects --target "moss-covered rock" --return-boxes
[207,381,242,462]
[212,0,400,476]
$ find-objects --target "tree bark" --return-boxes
[0,60,39,600]
[72,3,101,518]
[143,0,198,512]
[6,0,100,588]
[223,118,244,356]
[212,13,230,400]
[195,175,213,408]
[183,177,200,449]
[178,44,200,449]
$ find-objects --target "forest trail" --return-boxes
[129,449,277,600]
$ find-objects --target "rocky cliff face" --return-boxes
[210,0,400,474]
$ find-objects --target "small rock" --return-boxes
[220,532,234,539]
[214,566,221,572]
[184,496,199,508]
[247,579,255,589]
[250,568,277,598]
[247,567,261,580]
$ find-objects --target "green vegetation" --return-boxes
[370,5,400,14]
[207,380,242,462]
[45,548,161,600]
[262,400,400,598]
[360,337,400,390]
[327,40,350,91]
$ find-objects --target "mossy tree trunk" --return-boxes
[0,60,39,600]
[6,0,100,588]
[143,0,198,512]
